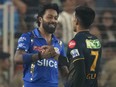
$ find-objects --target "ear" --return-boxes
[75,18,78,25]
[76,20,79,25]
[76,22,78,25]
[38,17,42,22]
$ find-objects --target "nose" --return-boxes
[51,18,58,23]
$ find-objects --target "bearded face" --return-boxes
[39,9,58,34]
[42,19,57,34]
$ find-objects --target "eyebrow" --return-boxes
[47,14,58,17]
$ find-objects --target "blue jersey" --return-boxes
[17,28,66,87]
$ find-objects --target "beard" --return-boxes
[42,20,57,34]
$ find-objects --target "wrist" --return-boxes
[32,52,42,62]
[38,52,42,60]
[32,54,37,62]
[54,53,60,60]
[22,53,33,64]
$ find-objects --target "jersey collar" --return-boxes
[32,28,58,42]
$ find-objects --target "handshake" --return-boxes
[32,45,59,61]
[40,45,58,59]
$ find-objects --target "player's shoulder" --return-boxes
[75,31,99,40]
[18,31,32,42]
[20,31,32,38]
[57,39,64,47]
[73,33,84,43]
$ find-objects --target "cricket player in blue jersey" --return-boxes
[14,3,68,87]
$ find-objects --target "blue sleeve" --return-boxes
[17,33,31,52]
[60,44,66,57]
[60,41,66,57]
[58,41,68,66]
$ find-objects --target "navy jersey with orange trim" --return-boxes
[66,31,102,87]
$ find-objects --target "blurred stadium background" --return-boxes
[0,0,116,87]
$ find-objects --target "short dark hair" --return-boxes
[0,51,10,60]
[37,3,60,26]
[75,6,95,29]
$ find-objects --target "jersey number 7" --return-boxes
[90,51,99,71]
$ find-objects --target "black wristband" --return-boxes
[38,52,42,60]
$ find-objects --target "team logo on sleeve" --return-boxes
[18,37,26,42]
[18,43,26,48]
[54,47,60,54]
[70,49,80,58]
[68,40,76,48]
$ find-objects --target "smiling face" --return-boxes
[40,9,58,34]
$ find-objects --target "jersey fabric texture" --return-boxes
[66,31,102,87]
[17,28,66,87]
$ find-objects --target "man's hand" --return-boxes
[40,45,57,59]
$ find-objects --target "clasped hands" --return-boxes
[32,45,60,61]
[39,45,59,59]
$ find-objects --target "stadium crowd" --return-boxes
[0,0,116,87]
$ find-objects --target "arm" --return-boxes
[67,38,86,87]
[14,47,55,64]
[41,45,69,79]
[58,42,69,84]
[14,34,53,64]
[14,33,39,64]
[14,49,25,64]
[12,0,27,14]
[14,49,39,64]
[72,58,86,87]
[58,55,69,77]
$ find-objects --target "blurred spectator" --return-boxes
[54,22,63,40]
[95,0,116,12]
[9,64,23,87]
[10,73,23,87]
[98,10,116,43]
[0,51,10,87]
[39,0,52,5]
[0,36,3,51]
[90,24,101,40]
[58,0,80,44]
[101,42,116,65]
[0,0,19,33]
[12,0,53,32]
[99,41,116,87]
[112,0,116,6]
[12,0,39,32]
[85,0,96,10]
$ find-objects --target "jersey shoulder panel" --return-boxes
[17,32,32,51]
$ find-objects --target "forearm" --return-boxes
[14,50,40,64]
[12,0,27,14]
[58,55,69,85]
[73,59,86,87]
[59,66,69,83]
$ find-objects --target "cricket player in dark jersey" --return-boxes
[14,3,68,87]
[66,6,102,87]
